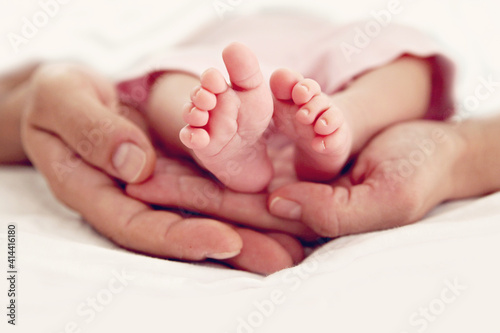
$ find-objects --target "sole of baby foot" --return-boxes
[179,42,274,193]
[270,68,354,182]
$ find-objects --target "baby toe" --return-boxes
[179,126,210,149]
[222,42,264,90]
[295,94,331,125]
[201,68,228,94]
[182,103,209,127]
[191,86,217,111]
[311,126,350,155]
[291,78,321,105]
[313,107,344,136]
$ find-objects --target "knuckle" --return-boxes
[308,184,342,237]
[27,64,82,119]
[31,64,81,92]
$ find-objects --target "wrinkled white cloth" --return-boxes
[0,167,499,333]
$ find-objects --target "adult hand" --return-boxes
[268,120,466,237]
[126,142,316,239]
[21,64,303,274]
[0,62,40,163]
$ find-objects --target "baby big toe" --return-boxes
[270,68,302,101]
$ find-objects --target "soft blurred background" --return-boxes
[1,0,500,114]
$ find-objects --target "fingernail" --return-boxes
[112,143,146,183]
[206,250,241,260]
[269,197,302,220]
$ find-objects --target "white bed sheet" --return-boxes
[1,0,500,332]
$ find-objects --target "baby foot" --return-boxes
[179,43,273,193]
[270,68,353,181]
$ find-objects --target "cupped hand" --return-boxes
[20,64,303,274]
[126,144,316,239]
[268,120,465,237]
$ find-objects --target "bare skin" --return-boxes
[149,45,432,191]
[271,56,432,181]
[268,117,500,238]
[179,43,274,193]
[1,63,306,275]
[0,62,40,164]
[129,114,500,243]
[5,62,500,274]
[149,43,274,193]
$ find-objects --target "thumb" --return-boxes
[268,177,413,238]
[24,64,156,183]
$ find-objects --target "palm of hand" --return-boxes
[269,121,460,237]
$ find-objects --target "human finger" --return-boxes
[24,64,155,183]
[223,228,303,275]
[126,157,316,239]
[268,170,419,238]
[22,125,243,260]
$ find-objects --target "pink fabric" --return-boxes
[117,13,455,119]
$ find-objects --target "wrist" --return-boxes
[0,63,42,164]
[452,117,500,199]
[0,82,31,164]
